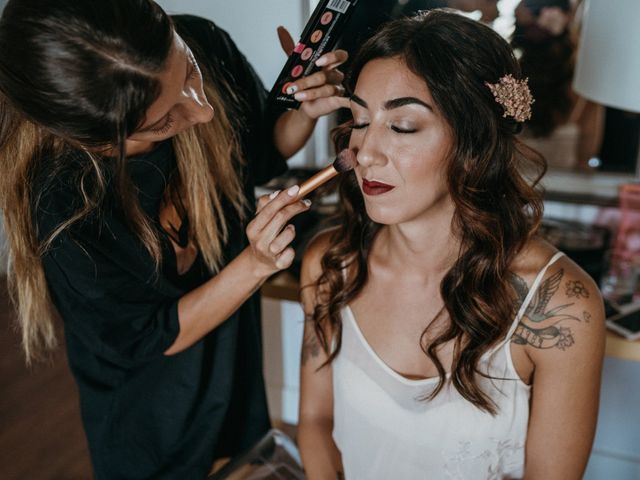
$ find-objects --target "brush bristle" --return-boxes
[333,148,357,173]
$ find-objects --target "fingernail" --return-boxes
[294,92,307,101]
[286,85,298,94]
[303,199,312,207]
[287,185,300,197]
[269,190,280,200]
[316,57,328,67]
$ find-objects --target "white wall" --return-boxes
[261,298,304,424]
[156,0,309,87]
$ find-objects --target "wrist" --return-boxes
[294,106,319,124]
[240,246,277,283]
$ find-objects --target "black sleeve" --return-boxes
[173,15,288,185]
[37,184,181,368]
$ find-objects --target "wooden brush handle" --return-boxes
[295,166,338,200]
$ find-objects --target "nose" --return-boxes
[181,87,214,125]
[353,126,386,168]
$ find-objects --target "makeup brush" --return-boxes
[296,148,357,200]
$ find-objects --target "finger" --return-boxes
[269,224,296,256]
[249,185,307,235]
[334,95,351,110]
[315,49,348,69]
[256,201,310,251]
[248,188,298,239]
[275,247,296,270]
[289,69,344,94]
[295,84,345,103]
[256,190,280,215]
[277,26,295,57]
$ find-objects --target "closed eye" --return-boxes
[151,114,175,134]
[391,125,417,134]
[350,123,369,130]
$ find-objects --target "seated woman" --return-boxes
[298,10,604,480]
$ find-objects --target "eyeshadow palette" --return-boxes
[269,0,360,109]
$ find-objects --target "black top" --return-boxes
[34,16,287,480]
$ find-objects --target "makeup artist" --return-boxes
[0,0,348,478]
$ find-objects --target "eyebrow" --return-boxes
[137,52,193,132]
[350,94,433,112]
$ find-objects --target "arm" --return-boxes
[165,187,309,355]
[519,258,605,479]
[273,108,318,160]
[298,231,344,480]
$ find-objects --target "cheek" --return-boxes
[395,132,450,186]
[395,157,448,206]
[348,129,364,152]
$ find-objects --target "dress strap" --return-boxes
[505,251,565,340]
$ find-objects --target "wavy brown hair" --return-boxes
[0,0,245,363]
[307,10,546,414]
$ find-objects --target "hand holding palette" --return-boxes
[269,0,360,109]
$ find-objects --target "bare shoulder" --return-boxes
[299,229,338,365]
[509,237,605,361]
[300,227,341,318]
[300,227,337,288]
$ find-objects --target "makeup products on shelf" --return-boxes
[295,148,356,199]
[269,0,360,109]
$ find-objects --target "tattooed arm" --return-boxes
[298,231,344,480]
[511,256,605,480]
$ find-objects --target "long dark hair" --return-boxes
[0,0,244,362]
[309,10,545,414]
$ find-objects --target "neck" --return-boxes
[376,197,461,280]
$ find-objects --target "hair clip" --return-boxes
[485,74,534,123]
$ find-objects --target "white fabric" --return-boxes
[332,252,565,480]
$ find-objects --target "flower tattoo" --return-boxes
[566,280,589,299]
[556,326,575,350]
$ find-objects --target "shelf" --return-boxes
[605,331,640,362]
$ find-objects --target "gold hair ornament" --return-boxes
[485,74,534,123]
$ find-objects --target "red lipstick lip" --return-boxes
[362,179,395,196]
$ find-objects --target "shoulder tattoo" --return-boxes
[509,268,591,351]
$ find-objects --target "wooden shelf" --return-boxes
[261,271,299,303]
[605,331,640,362]
[262,272,640,362]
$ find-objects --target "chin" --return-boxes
[363,193,450,226]
[363,202,408,225]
